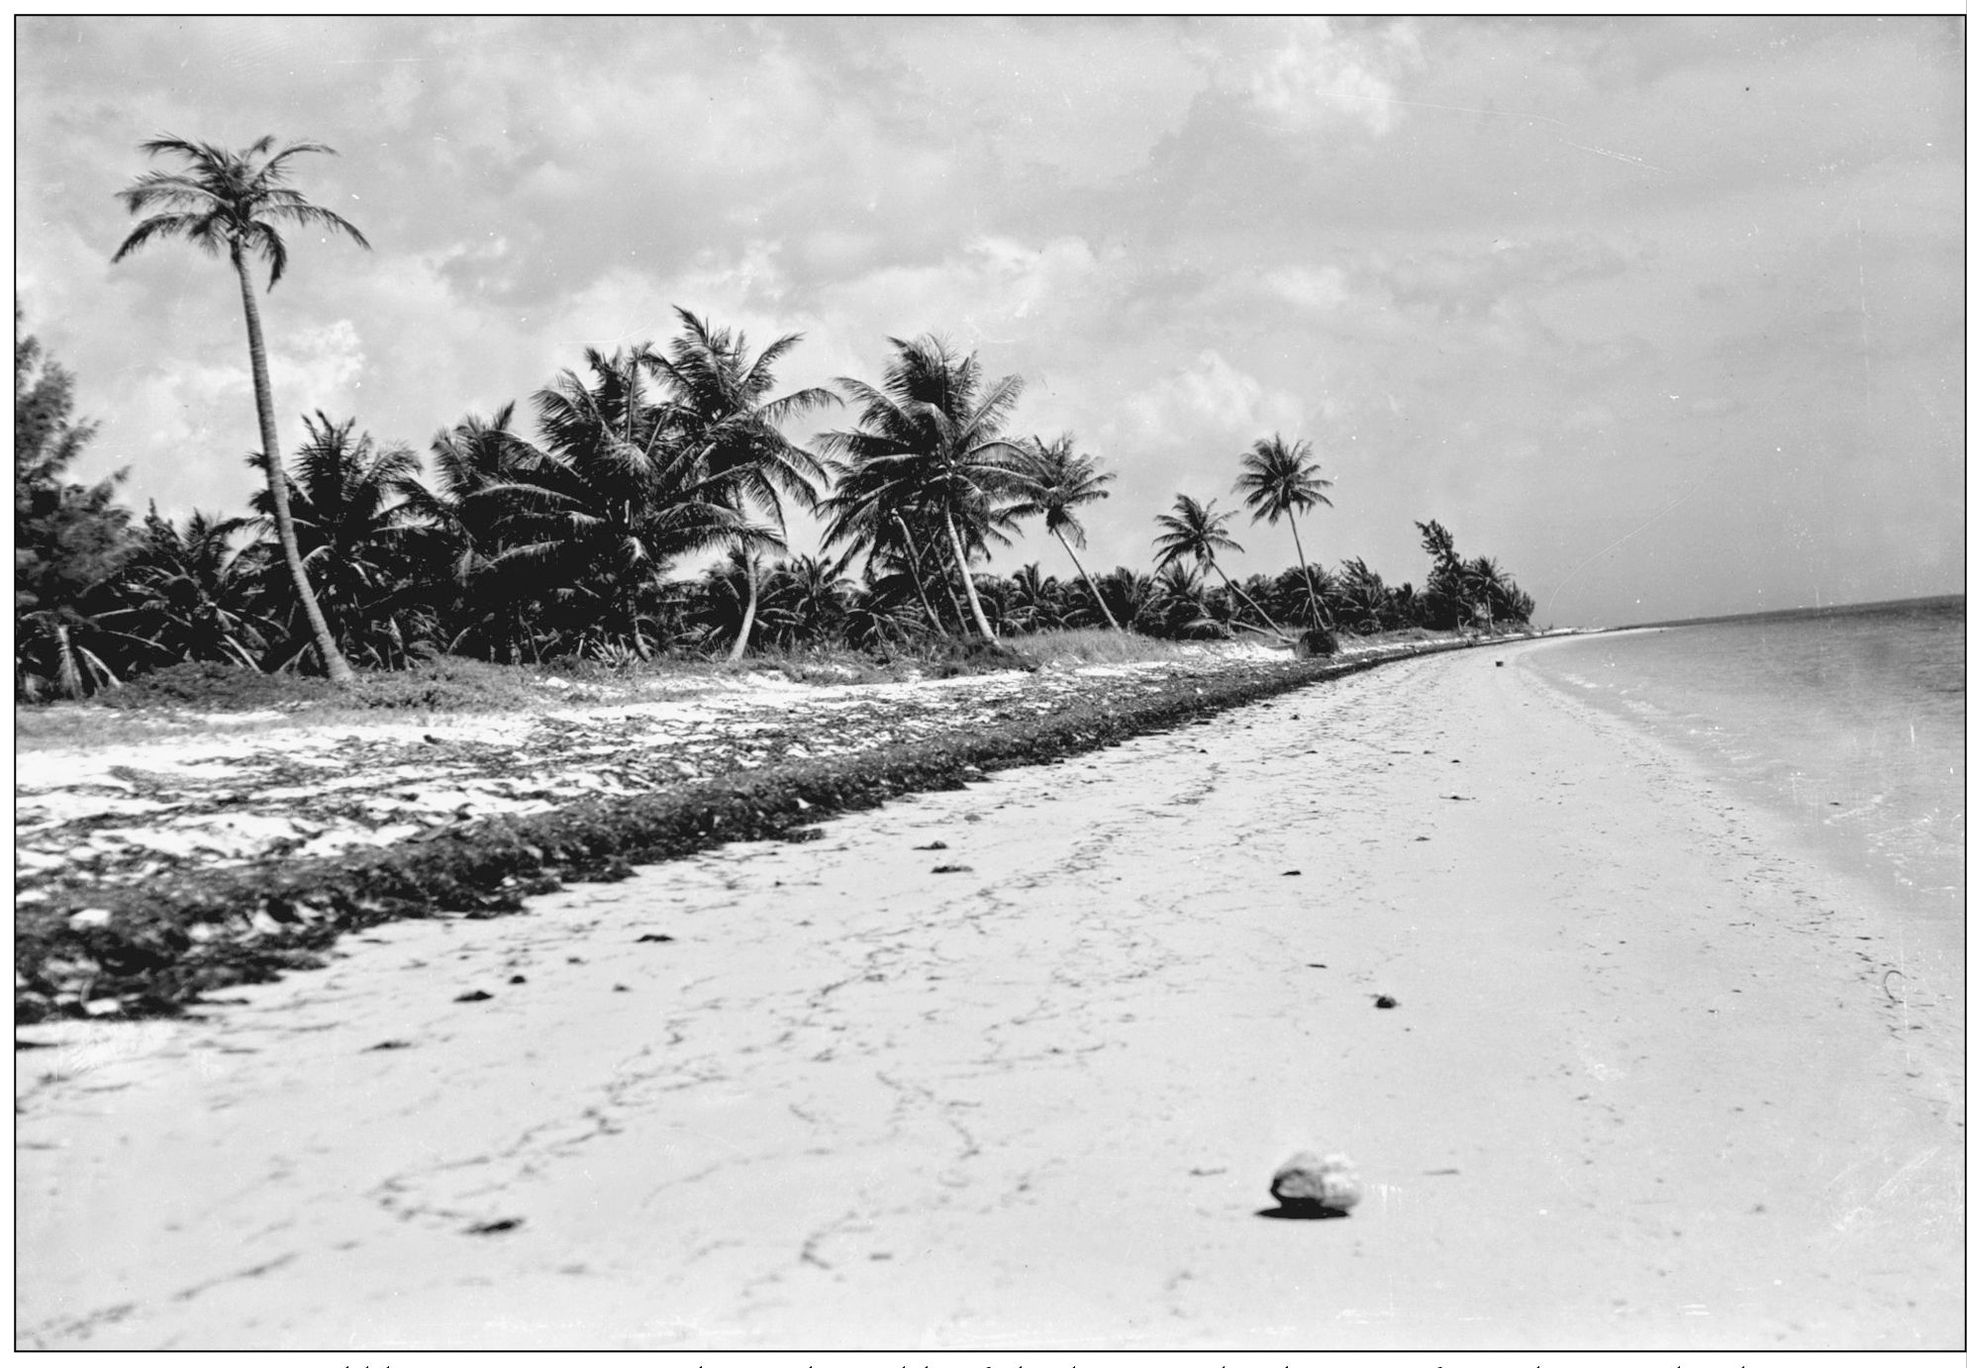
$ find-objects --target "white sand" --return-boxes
[14,642,1961,1349]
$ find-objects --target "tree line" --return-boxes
[14,135,1535,700]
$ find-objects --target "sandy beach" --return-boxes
[14,639,1962,1350]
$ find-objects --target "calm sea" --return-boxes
[1524,596,1965,926]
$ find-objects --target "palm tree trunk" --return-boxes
[233,249,355,685]
[892,519,951,638]
[55,624,83,700]
[944,508,997,641]
[1055,531,1123,632]
[624,599,652,661]
[728,547,761,660]
[1283,507,1330,631]
[1213,564,1287,637]
[926,530,971,629]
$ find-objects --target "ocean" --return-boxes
[1523,595,1965,927]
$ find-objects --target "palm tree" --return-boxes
[1233,434,1334,630]
[1150,562,1220,639]
[1459,554,1530,629]
[1004,434,1124,632]
[1151,493,1287,635]
[1000,562,1067,635]
[1273,560,1338,629]
[426,402,527,572]
[820,456,953,638]
[642,309,836,660]
[421,402,543,659]
[122,506,275,670]
[1093,566,1158,633]
[480,349,753,659]
[778,554,854,646]
[247,413,432,669]
[819,336,1025,642]
[1334,555,1391,635]
[112,135,370,684]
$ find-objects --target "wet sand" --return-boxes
[15,641,1962,1350]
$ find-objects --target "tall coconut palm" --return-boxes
[1233,434,1334,630]
[1004,434,1124,632]
[642,309,837,660]
[112,135,370,683]
[819,336,1025,642]
[1151,493,1287,636]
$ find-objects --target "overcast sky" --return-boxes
[15,16,1964,626]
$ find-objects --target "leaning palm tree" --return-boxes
[1004,434,1125,632]
[112,135,370,683]
[1152,493,1287,636]
[642,309,837,660]
[1233,434,1334,630]
[819,336,1025,642]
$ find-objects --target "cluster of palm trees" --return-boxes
[12,132,1538,699]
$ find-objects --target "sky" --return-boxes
[14,15,1964,627]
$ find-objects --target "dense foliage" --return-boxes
[17,273,1535,700]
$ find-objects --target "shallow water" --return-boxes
[1525,596,1965,925]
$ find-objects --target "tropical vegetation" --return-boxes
[14,133,1540,701]
[112,134,372,682]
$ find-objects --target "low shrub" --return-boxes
[922,636,1042,677]
[1295,628,1341,658]
[97,660,337,712]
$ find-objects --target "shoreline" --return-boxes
[1534,625,1967,925]
[1511,634,1965,1054]
[16,640,1961,1349]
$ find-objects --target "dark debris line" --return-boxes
[15,643,1482,1023]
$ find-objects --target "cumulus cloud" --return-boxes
[1114,351,1306,461]
[1199,18,1425,138]
[268,319,367,421]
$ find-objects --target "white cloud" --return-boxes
[1201,18,1424,138]
[267,319,367,428]
[1267,265,1349,312]
[1114,350,1306,461]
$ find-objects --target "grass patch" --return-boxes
[1004,627,1230,668]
